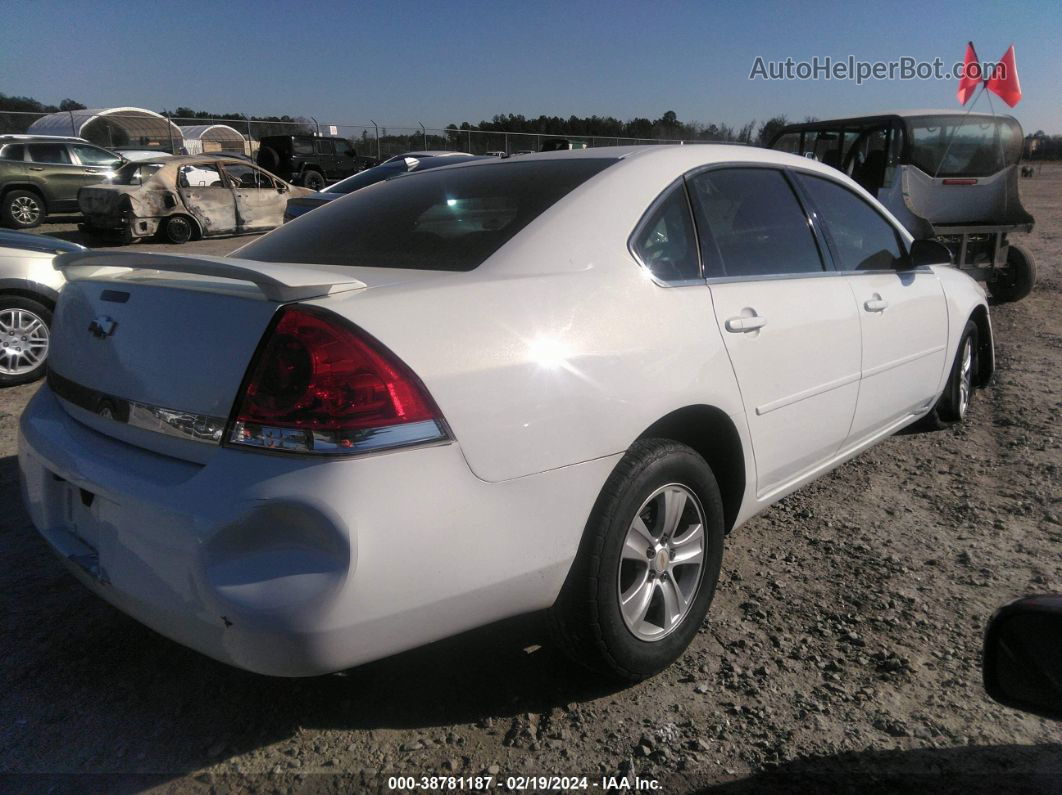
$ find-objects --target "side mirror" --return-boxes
[983,595,1062,720]
[277,183,288,194]
[908,238,953,268]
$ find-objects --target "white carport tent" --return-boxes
[27,107,184,153]
[178,124,249,155]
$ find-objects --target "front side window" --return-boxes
[178,163,225,188]
[687,168,824,278]
[795,173,905,271]
[71,144,121,167]
[27,143,71,164]
[630,184,700,282]
[224,163,273,189]
[240,159,616,271]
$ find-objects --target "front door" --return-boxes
[687,166,862,498]
[176,162,236,236]
[792,171,949,441]
[223,163,287,232]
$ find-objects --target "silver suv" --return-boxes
[0,229,85,386]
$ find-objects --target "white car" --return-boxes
[0,230,84,386]
[18,146,992,679]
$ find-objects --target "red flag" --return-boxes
[956,42,982,105]
[986,45,1022,107]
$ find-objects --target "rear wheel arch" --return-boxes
[636,405,746,534]
[1,183,47,209]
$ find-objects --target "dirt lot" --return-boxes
[1,169,1060,794]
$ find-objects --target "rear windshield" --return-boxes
[241,159,615,271]
[325,161,411,195]
[907,115,1022,177]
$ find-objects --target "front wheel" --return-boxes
[0,296,52,386]
[919,320,978,430]
[551,439,724,681]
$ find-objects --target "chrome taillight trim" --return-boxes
[227,419,449,456]
[47,369,227,445]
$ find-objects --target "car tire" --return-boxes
[162,215,193,244]
[0,296,52,387]
[300,171,326,190]
[257,146,280,172]
[990,243,1036,303]
[550,438,725,681]
[919,320,978,430]
[2,189,45,229]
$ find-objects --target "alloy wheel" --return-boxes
[11,195,41,225]
[958,337,973,418]
[0,308,49,375]
[617,483,707,641]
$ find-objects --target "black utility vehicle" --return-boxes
[255,134,360,190]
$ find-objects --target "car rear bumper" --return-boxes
[18,386,615,676]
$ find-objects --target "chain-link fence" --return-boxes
[1,108,736,164]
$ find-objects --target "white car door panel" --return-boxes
[792,171,951,443]
[709,278,861,496]
[845,270,948,441]
[688,167,862,498]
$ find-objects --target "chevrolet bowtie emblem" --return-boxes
[88,315,118,339]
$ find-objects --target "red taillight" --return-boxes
[228,305,448,454]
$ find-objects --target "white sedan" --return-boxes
[18,146,991,679]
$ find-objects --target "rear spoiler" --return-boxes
[53,251,366,302]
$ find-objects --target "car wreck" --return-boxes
[78,156,312,244]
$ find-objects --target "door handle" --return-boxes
[725,316,768,333]
[83,169,100,174]
[864,298,889,312]
[29,166,44,171]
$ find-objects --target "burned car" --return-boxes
[78,156,312,244]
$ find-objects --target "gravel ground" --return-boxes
[1,168,1060,794]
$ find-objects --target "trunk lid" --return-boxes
[78,186,129,217]
[47,251,369,458]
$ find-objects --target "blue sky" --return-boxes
[3,0,1060,133]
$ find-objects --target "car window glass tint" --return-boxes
[240,159,616,271]
[631,185,700,281]
[687,168,824,278]
[315,139,335,155]
[293,138,314,155]
[178,163,225,188]
[71,145,119,166]
[1,144,25,161]
[795,173,905,271]
[27,144,71,164]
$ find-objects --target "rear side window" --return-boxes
[795,173,905,271]
[631,184,700,281]
[687,168,824,278]
[241,159,615,271]
[292,138,314,155]
[315,139,335,155]
[27,143,71,164]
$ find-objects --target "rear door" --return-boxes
[334,138,358,178]
[176,162,236,235]
[793,171,948,442]
[687,166,862,498]
[69,143,123,192]
[315,138,337,181]
[26,143,84,210]
[224,162,287,232]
